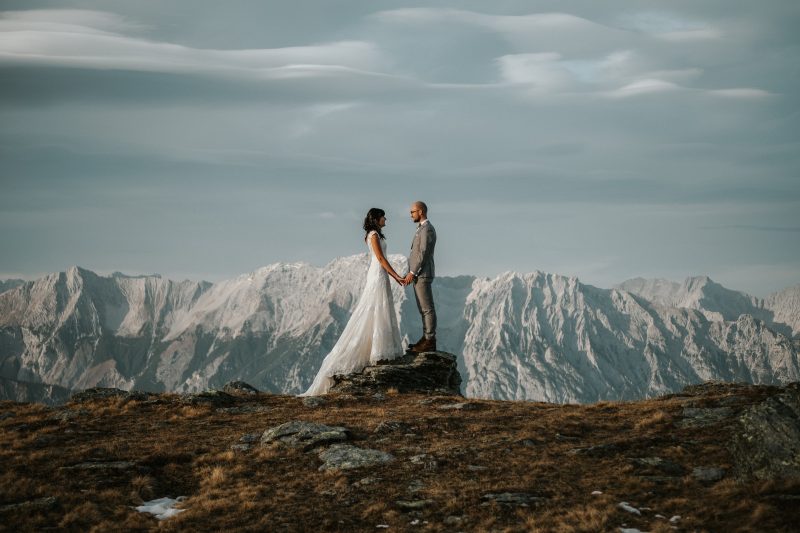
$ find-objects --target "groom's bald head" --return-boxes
[410,201,427,223]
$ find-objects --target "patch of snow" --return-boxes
[135,496,186,520]
[670,515,681,523]
[591,490,603,495]
[618,501,642,515]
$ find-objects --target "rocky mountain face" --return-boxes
[616,276,800,338]
[0,279,24,295]
[0,376,72,405]
[0,261,798,404]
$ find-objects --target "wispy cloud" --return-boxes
[0,9,385,78]
[616,11,722,40]
[708,88,774,99]
[0,9,148,34]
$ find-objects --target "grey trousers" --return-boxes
[413,278,437,339]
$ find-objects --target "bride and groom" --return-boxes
[301,201,437,396]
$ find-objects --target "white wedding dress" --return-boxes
[301,231,404,395]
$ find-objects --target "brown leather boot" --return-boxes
[407,335,426,351]
[411,337,437,353]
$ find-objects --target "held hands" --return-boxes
[393,273,415,286]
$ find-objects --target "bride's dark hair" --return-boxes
[363,208,386,241]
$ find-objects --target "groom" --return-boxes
[402,201,437,352]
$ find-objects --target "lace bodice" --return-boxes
[366,231,387,268]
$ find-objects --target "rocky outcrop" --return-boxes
[731,383,800,480]
[222,381,259,395]
[260,421,350,451]
[317,444,394,471]
[70,387,152,403]
[328,351,462,395]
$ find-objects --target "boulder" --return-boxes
[302,396,327,408]
[180,390,238,407]
[481,492,548,506]
[261,421,350,451]
[222,381,259,395]
[317,444,394,471]
[329,351,462,395]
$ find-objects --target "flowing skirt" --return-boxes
[301,260,403,396]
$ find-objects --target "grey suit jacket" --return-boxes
[409,221,436,279]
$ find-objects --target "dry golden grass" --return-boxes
[0,384,798,532]
[633,409,671,430]
[200,466,227,487]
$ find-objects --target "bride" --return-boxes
[301,208,406,396]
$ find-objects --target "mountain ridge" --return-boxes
[0,259,797,404]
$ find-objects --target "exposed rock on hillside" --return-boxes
[222,381,259,395]
[329,351,462,395]
[732,383,800,480]
[70,387,152,403]
[261,421,350,451]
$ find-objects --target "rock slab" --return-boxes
[329,351,462,395]
[318,444,394,471]
[261,421,350,451]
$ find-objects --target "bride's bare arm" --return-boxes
[369,233,403,282]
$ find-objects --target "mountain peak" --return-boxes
[111,271,162,279]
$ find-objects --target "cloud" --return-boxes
[0,8,147,34]
[371,7,772,100]
[616,11,722,40]
[655,28,723,42]
[496,53,574,90]
[289,102,359,138]
[0,9,385,78]
[372,8,633,55]
[606,78,680,97]
[708,88,774,99]
[0,7,778,106]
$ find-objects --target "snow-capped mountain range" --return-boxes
[1,257,798,404]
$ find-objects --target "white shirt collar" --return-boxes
[418,219,429,227]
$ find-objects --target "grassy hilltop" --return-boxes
[1,383,799,532]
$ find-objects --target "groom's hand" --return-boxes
[402,273,414,285]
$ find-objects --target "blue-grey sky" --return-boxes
[1,1,798,297]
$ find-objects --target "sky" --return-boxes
[0,1,798,297]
